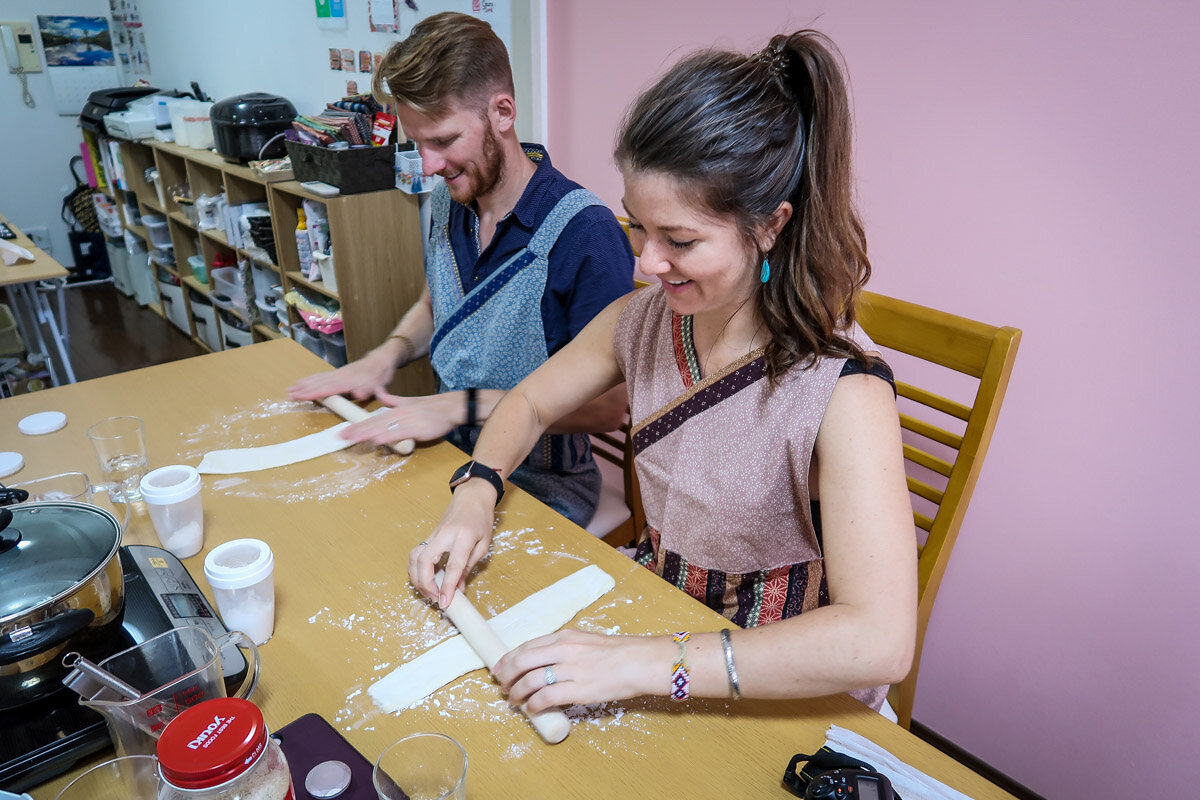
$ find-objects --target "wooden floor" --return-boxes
[63,279,206,382]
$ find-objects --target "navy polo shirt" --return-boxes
[445,144,635,355]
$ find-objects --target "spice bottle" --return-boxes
[157,697,294,800]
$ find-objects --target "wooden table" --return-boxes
[8,340,1013,799]
[0,213,75,386]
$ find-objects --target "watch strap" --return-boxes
[465,387,478,428]
[450,460,504,502]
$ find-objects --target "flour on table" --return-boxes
[178,400,407,501]
[368,565,616,713]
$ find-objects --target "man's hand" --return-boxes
[288,349,396,402]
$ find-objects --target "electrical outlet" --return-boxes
[24,226,51,255]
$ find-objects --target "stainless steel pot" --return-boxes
[0,501,125,709]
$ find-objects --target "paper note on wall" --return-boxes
[48,65,120,116]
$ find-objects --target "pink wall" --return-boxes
[548,2,1200,797]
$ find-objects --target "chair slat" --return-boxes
[903,443,953,478]
[858,292,997,378]
[907,475,944,506]
[896,381,972,422]
[899,412,964,451]
[913,510,934,532]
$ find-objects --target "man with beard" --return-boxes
[290,12,634,527]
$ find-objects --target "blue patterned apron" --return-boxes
[426,183,602,525]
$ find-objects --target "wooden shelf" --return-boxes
[285,270,338,301]
[100,136,429,384]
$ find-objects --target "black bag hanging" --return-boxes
[62,156,100,234]
[62,155,110,281]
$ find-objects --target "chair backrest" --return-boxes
[589,421,645,548]
[856,290,1021,728]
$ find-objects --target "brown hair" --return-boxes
[372,12,514,116]
[615,31,872,382]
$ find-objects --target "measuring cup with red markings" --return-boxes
[78,625,259,757]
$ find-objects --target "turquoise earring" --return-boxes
[760,258,771,283]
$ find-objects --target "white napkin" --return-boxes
[1,238,35,266]
[824,725,973,800]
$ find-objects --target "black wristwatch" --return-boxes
[449,460,505,502]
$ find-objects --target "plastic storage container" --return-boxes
[143,214,171,249]
[105,236,133,296]
[157,697,292,800]
[187,254,208,284]
[321,330,347,367]
[140,464,204,558]
[216,305,253,348]
[210,266,247,310]
[189,289,221,351]
[157,269,188,334]
[294,324,324,359]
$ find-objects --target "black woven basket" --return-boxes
[285,141,394,194]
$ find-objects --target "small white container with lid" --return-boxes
[139,464,204,558]
[204,539,276,645]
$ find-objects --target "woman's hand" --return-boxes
[492,630,667,713]
[409,479,499,607]
[288,348,396,402]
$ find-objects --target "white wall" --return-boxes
[0,0,542,267]
[0,0,111,265]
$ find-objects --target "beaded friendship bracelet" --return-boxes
[720,628,742,700]
[670,631,691,701]
[387,333,415,367]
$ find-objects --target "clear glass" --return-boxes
[374,732,467,800]
[158,738,292,800]
[87,416,148,502]
[10,471,131,531]
[55,754,159,800]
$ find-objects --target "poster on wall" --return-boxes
[369,0,400,32]
[109,0,151,77]
[37,15,120,116]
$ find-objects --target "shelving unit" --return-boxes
[101,139,434,395]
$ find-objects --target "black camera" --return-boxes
[805,767,895,800]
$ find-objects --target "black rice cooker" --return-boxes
[0,503,125,709]
[211,92,297,162]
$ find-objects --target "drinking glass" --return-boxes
[54,754,159,800]
[87,416,148,502]
[373,733,467,800]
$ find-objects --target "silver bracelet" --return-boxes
[720,628,741,700]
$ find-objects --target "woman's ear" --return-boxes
[756,201,794,252]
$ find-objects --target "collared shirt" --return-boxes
[445,144,635,355]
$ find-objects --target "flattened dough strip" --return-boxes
[196,397,414,475]
[369,565,616,713]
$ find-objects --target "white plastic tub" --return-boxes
[189,290,221,351]
[158,280,188,334]
[143,214,172,249]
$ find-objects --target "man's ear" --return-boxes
[489,92,517,135]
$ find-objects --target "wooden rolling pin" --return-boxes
[435,573,572,744]
[319,394,415,455]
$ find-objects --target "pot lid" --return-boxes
[0,501,122,623]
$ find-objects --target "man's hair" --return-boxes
[372,12,514,117]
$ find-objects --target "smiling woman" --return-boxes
[413,29,917,718]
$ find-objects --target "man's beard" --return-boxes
[448,124,504,206]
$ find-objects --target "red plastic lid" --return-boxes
[157,697,268,789]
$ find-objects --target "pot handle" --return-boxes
[215,629,260,701]
[0,609,95,666]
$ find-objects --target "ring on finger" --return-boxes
[417,541,428,547]
[387,422,402,431]
[544,666,557,686]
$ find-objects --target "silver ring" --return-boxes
[387,422,402,431]
[544,666,557,686]
[417,541,428,547]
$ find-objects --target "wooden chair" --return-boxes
[587,421,645,548]
[856,290,1021,729]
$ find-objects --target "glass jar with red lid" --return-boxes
[156,697,294,800]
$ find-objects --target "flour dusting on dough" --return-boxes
[179,399,408,501]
